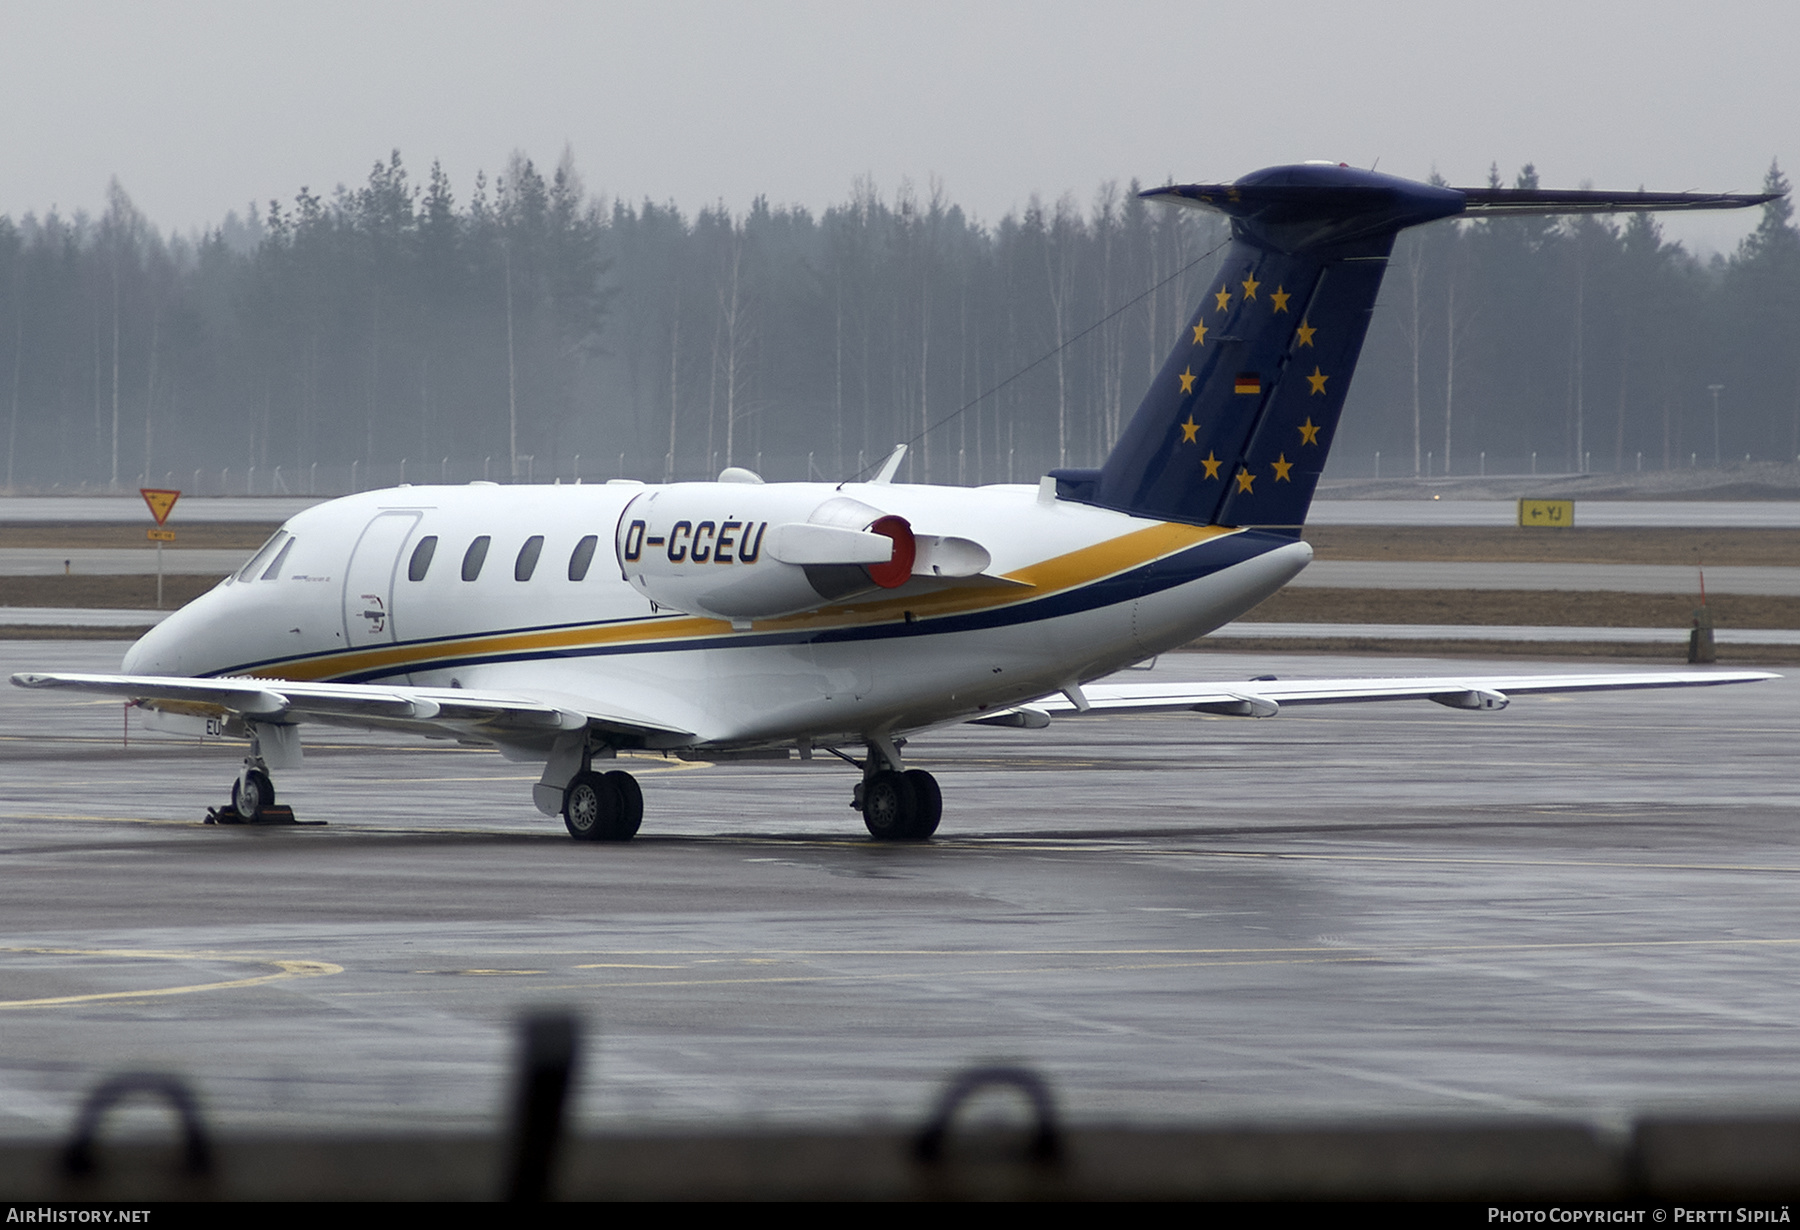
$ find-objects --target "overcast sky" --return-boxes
[3,0,1794,257]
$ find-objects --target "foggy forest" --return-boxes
[0,150,1795,495]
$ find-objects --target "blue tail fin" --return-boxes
[1062,164,1460,531]
[1057,163,1774,530]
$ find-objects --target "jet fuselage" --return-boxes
[123,480,1311,751]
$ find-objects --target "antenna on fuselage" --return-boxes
[869,444,908,484]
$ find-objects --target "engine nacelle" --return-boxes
[615,485,984,622]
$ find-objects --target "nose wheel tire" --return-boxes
[861,769,940,841]
[232,769,274,822]
[563,770,642,841]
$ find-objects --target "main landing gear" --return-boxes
[850,735,941,841]
[536,734,644,842]
[562,769,644,842]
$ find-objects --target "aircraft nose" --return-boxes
[121,624,161,674]
[122,607,189,675]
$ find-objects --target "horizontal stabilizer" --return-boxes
[1454,187,1780,216]
[1141,172,1779,226]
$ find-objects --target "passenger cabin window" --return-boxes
[568,535,598,581]
[461,536,491,581]
[407,536,438,581]
[514,535,544,582]
[236,532,288,583]
[259,537,297,581]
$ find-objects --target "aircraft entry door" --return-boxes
[342,511,422,650]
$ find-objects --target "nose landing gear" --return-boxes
[233,767,275,820]
[206,756,304,825]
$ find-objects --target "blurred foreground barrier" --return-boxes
[6,1015,1800,1200]
[7,1116,1800,1200]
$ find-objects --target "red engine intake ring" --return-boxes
[864,515,916,589]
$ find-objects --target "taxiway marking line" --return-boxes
[819,835,1800,873]
[324,957,1391,996]
[518,959,1386,990]
[6,817,1796,871]
[457,937,1800,960]
[1148,848,1800,874]
[0,947,342,1009]
[405,940,1800,992]
[696,835,1800,875]
[413,969,545,976]
[318,936,1800,997]
[0,812,212,827]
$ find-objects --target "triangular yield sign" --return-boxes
[140,488,181,526]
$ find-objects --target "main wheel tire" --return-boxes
[861,770,918,841]
[902,769,941,839]
[562,770,622,841]
[232,769,274,822]
[603,770,643,840]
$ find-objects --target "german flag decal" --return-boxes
[1234,373,1261,395]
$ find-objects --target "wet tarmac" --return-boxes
[0,640,1795,1139]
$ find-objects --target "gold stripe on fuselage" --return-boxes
[242,520,1238,682]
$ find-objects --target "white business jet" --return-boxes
[12,164,1778,840]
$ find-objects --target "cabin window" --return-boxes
[568,535,598,581]
[514,535,544,581]
[461,536,491,581]
[259,537,297,581]
[407,536,438,581]
[236,532,287,583]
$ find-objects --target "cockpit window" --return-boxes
[259,537,297,581]
[568,535,598,581]
[407,536,438,582]
[514,535,544,582]
[236,531,288,583]
[461,536,491,582]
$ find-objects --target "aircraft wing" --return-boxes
[8,672,696,745]
[976,670,1777,724]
